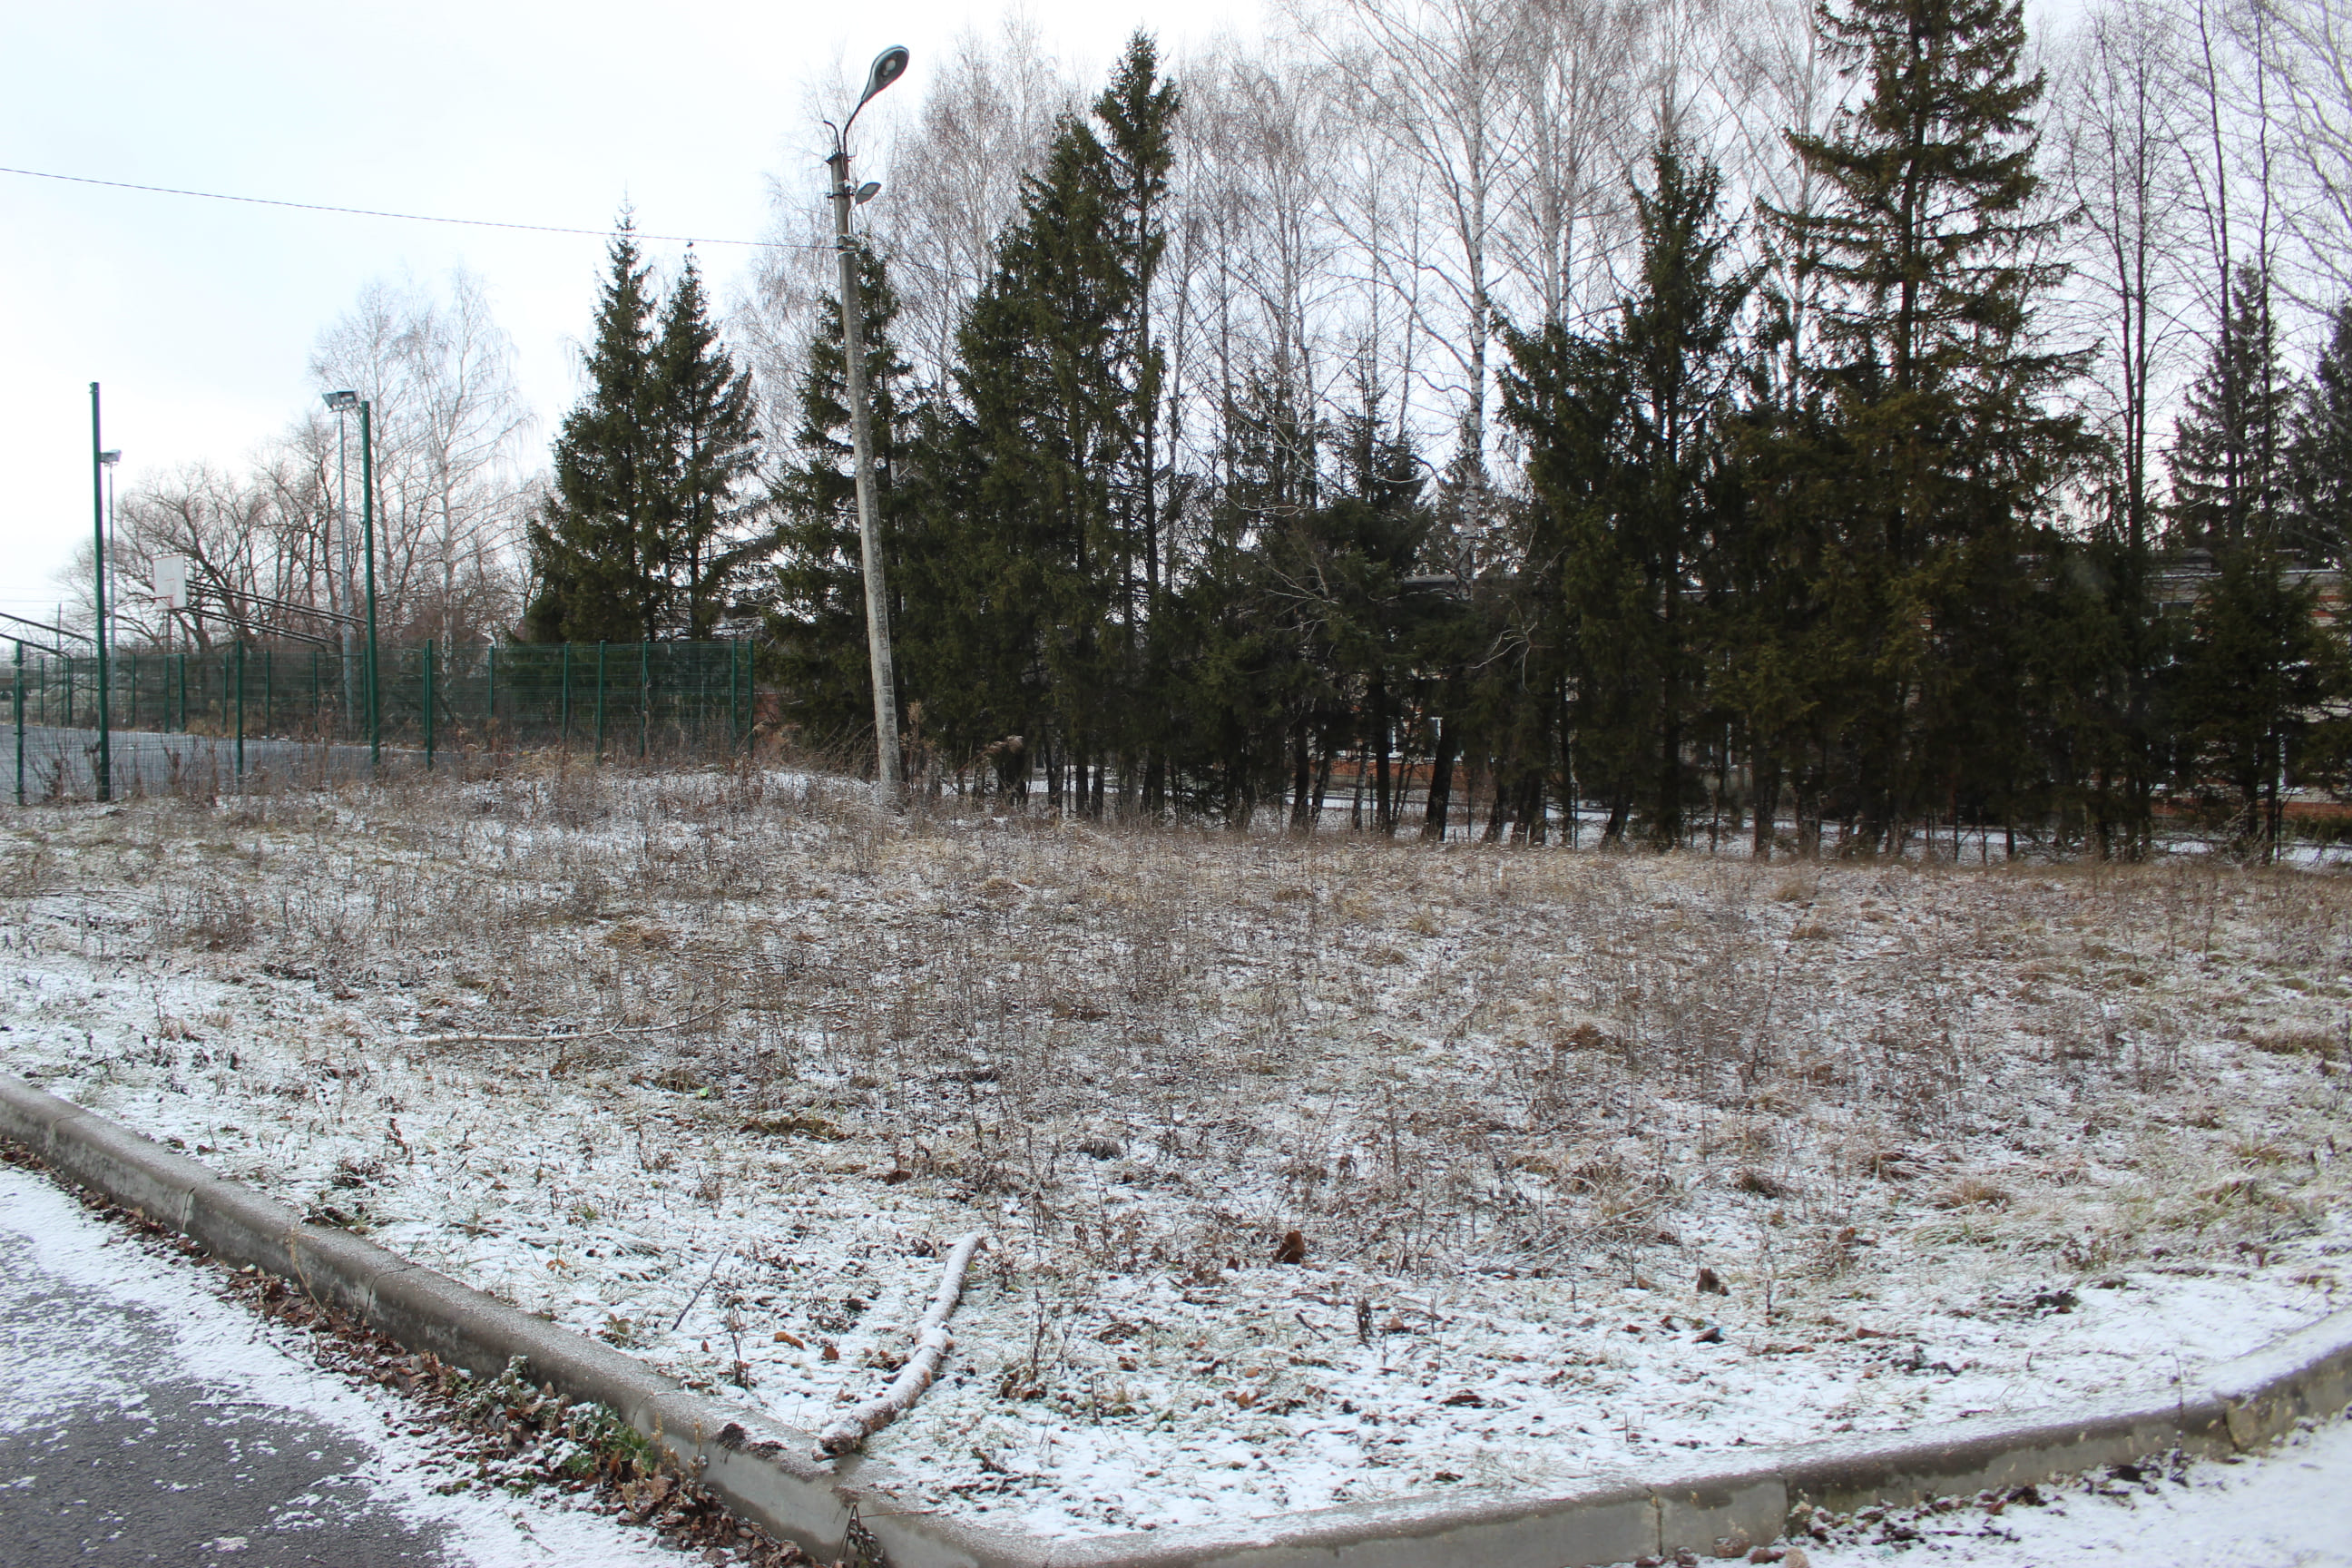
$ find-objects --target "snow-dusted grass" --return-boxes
[3,764,2347,1537]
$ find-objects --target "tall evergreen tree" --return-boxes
[2286,301,2352,570]
[654,254,765,639]
[526,224,766,643]
[2168,264,2297,556]
[2171,277,2338,860]
[942,33,1178,811]
[1158,374,1323,824]
[1506,144,1756,848]
[526,219,664,643]
[1768,0,2087,851]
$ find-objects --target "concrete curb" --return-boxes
[5,1072,2347,1567]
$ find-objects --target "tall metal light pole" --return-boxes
[87,384,112,801]
[99,449,121,662]
[324,391,359,727]
[828,44,909,801]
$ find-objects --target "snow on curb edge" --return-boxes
[4,1069,2347,1568]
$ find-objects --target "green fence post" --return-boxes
[263,647,273,738]
[13,642,23,806]
[594,641,607,761]
[485,644,497,750]
[639,642,650,760]
[311,650,322,740]
[64,659,74,730]
[423,641,435,770]
[177,652,186,732]
[234,641,245,779]
[560,643,572,752]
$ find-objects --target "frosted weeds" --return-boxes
[3,769,2347,1535]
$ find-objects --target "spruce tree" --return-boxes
[2286,301,2352,569]
[526,219,664,643]
[653,254,764,639]
[769,247,915,743]
[1094,33,1180,618]
[1768,0,2088,850]
[946,33,1178,811]
[1504,144,1754,848]
[2168,264,2297,557]
[2171,277,2339,859]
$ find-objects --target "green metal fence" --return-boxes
[6,639,757,767]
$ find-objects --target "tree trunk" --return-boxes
[1751,753,1779,860]
[1421,702,1462,842]
[1290,720,1314,831]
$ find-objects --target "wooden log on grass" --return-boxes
[815,1231,988,1458]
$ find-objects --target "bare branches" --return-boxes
[814,1232,989,1457]
[2249,0,2352,308]
[309,269,534,647]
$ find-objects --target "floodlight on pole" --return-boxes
[826,43,910,803]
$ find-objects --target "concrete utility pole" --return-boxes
[827,44,910,802]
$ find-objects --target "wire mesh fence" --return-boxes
[5,639,758,799]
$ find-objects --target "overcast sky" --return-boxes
[0,0,1258,634]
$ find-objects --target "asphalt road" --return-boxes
[0,1164,669,1568]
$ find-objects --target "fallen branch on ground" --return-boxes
[816,1232,988,1459]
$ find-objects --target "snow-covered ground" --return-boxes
[2,770,2347,1538]
[0,1159,677,1566]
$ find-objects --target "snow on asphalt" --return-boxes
[0,1161,675,1567]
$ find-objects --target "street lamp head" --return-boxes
[323,389,358,411]
[860,45,910,107]
[99,450,122,466]
[854,181,883,205]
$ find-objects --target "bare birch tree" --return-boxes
[2249,0,2352,306]
[877,16,1078,384]
[1286,0,1527,475]
[2058,0,2199,546]
[309,269,532,645]
[1497,0,1647,333]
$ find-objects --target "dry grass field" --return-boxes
[3,765,2347,1534]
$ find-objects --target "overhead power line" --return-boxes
[0,163,782,249]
